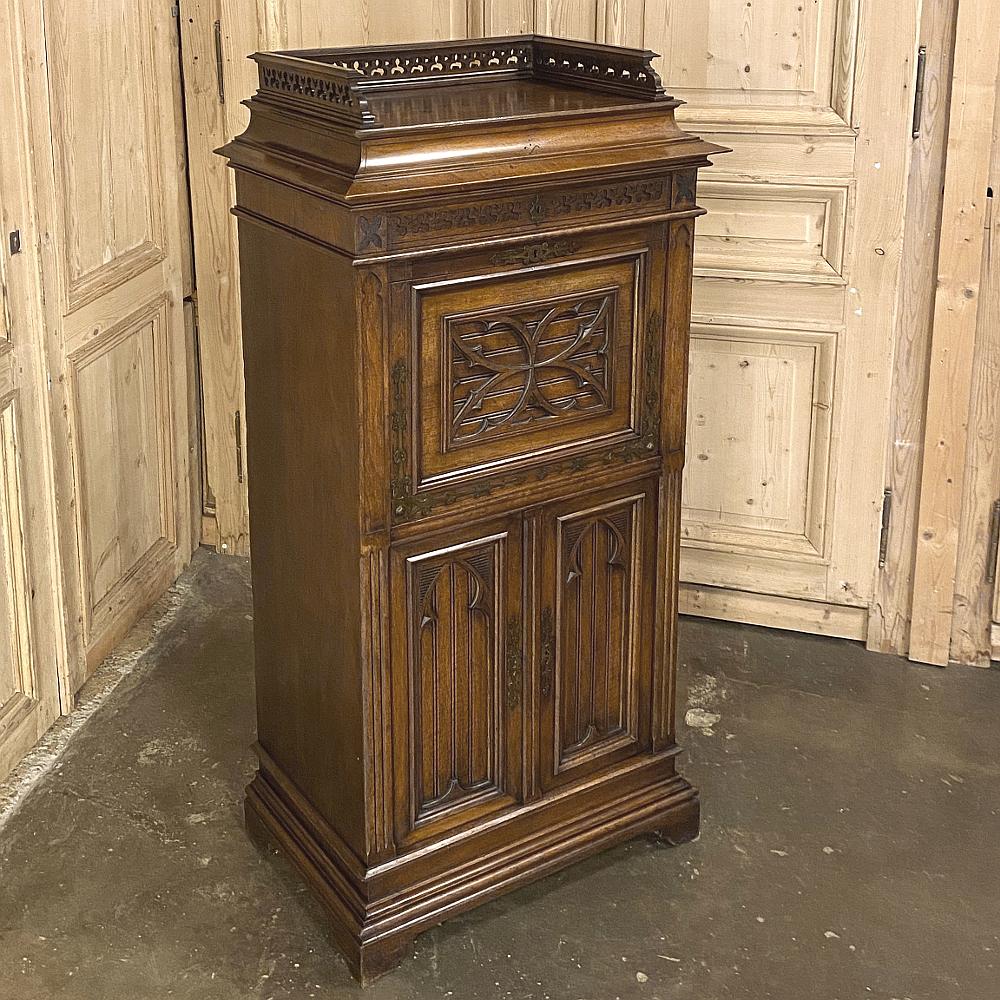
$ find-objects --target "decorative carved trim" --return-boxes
[638,309,663,454]
[325,41,534,81]
[256,38,666,128]
[260,63,354,105]
[539,606,555,698]
[532,38,664,98]
[489,240,577,266]
[390,180,667,242]
[505,616,522,710]
[256,59,375,124]
[389,359,415,517]
[448,289,613,443]
[673,170,697,209]
[357,215,385,251]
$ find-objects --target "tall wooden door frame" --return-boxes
[14,0,198,695]
[907,0,1000,665]
[0,0,69,772]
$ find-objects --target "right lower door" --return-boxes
[538,478,657,792]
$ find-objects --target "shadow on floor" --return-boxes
[0,550,997,999]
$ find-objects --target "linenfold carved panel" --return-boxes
[406,538,504,826]
[447,290,616,447]
[554,500,641,772]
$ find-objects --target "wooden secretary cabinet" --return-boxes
[222,35,721,982]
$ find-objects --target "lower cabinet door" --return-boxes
[390,517,524,846]
[538,479,656,791]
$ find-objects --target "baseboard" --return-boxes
[245,751,699,983]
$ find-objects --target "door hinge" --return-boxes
[213,20,226,105]
[985,499,1000,585]
[878,488,893,568]
[8,230,21,255]
[234,410,244,484]
[912,45,927,138]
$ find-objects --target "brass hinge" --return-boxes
[878,488,893,568]
[213,20,226,105]
[912,45,927,138]
[985,500,1000,585]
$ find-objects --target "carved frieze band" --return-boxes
[383,179,669,249]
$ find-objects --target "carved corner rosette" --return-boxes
[357,214,386,252]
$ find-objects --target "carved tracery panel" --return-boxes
[447,291,616,446]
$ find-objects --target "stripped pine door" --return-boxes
[0,0,65,778]
[639,0,921,638]
[17,0,196,691]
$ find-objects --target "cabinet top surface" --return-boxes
[254,35,674,131]
[362,78,648,130]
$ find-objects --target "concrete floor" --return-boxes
[1,551,998,1000]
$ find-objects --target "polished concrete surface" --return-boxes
[1,550,997,1000]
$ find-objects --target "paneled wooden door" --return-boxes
[0,0,65,778]
[390,517,524,845]
[637,0,922,638]
[18,0,196,692]
[538,480,656,791]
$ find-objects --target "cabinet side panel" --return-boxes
[237,216,365,855]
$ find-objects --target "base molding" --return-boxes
[245,756,700,984]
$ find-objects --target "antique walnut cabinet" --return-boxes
[222,35,722,982]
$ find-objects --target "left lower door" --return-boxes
[0,2,64,779]
[390,516,524,847]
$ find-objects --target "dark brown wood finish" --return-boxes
[221,35,723,983]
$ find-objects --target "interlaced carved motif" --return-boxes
[448,292,615,444]
[388,308,663,524]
